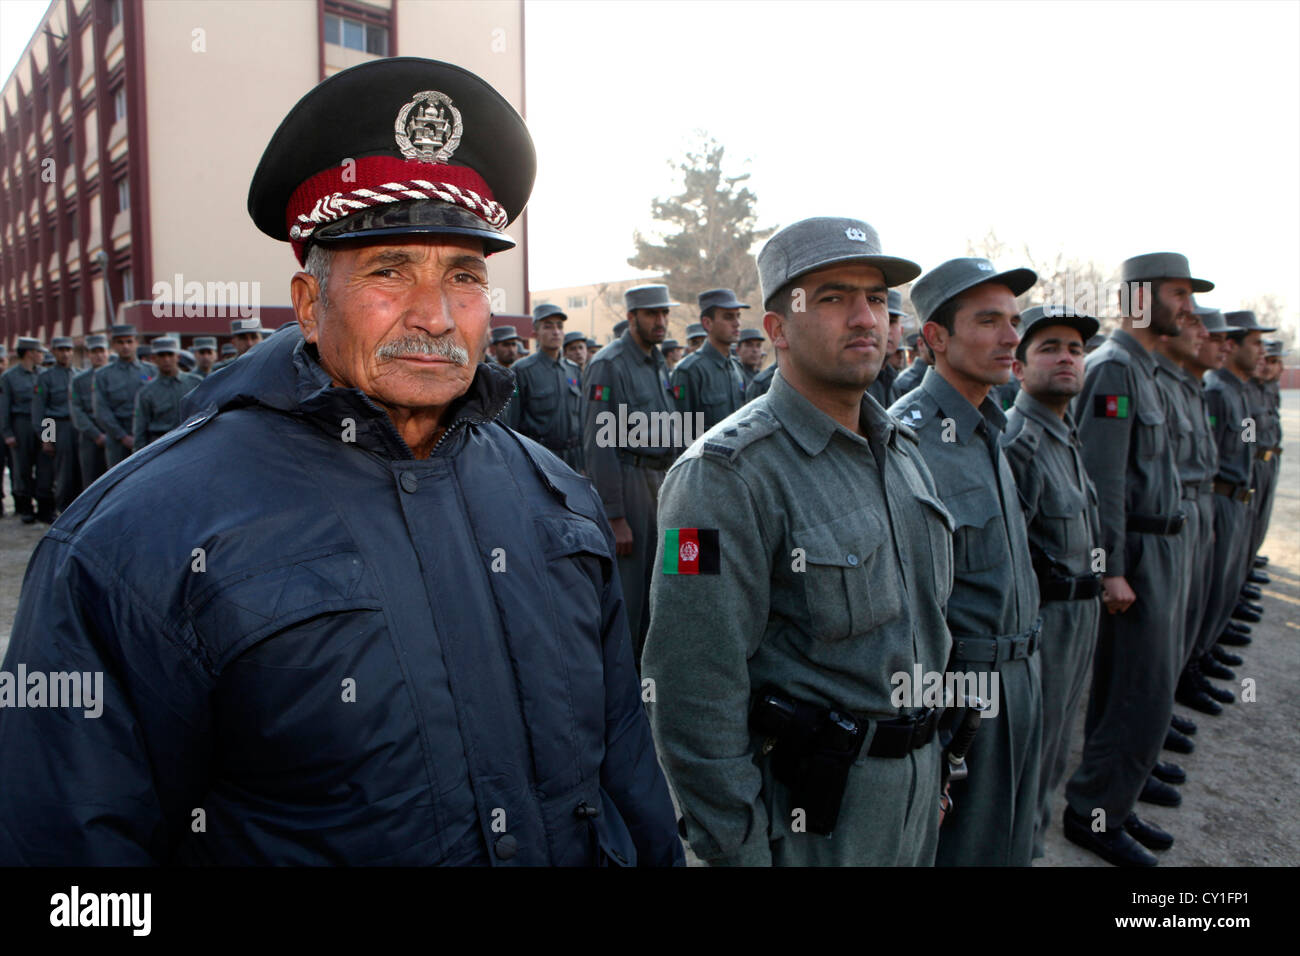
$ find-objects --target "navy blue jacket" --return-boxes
[0,326,683,866]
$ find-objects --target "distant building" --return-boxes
[1,0,527,358]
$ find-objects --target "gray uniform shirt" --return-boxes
[1203,368,1252,486]
[581,331,676,520]
[70,367,103,440]
[1154,352,1203,490]
[94,359,156,440]
[0,365,39,439]
[503,350,583,455]
[1073,328,1182,577]
[1178,367,1218,487]
[670,341,747,432]
[889,368,1039,640]
[744,364,776,403]
[32,365,74,425]
[1001,391,1100,580]
[892,357,928,400]
[642,370,955,863]
[133,372,203,448]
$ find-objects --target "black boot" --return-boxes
[1254,555,1269,568]
[1164,727,1195,754]
[1211,645,1243,667]
[1218,628,1252,647]
[1240,584,1262,601]
[1152,761,1187,785]
[1196,671,1235,705]
[1064,806,1157,866]
[1176,665,1223,715]
[1226,621,1253,635]
[1247,570,1270,585]
[1140,777,1182,807]
[1125,814,1174,851]
[1200,656,1236,681]
[1170,713,1198,736]
[1232,603,1261,623]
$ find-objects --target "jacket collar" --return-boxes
[1012,388,1071,443]
[918,366,1006,444]
[768,369,900,457]
[1109,328,1156,373]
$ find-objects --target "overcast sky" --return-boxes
[5,0,1298,323]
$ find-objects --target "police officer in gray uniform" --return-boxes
[1065,252,1210,867]
[583,284,679,659]
[644,216,954,866]
[888,257,1042,868]
[193,336,219,377]
[893,330,931,399]
[214,318,266,370]
[736,328,765,389]
[1,337,45,522]
[867,289,907,407]
[670,289,748,432]
[504,304,584,471]
[684,322,706,355]
[562,329,589,371]
[93,323,157,468]
[132,338,203,450]
[744,356,777,403]
[1249,340,1285,564]
[1244,334,1282,572]
[1000,306,1105,859]
[32,337,79,519]
[70,334,110,489]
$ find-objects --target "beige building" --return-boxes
[532,276,701,345]
[1,0,527,355]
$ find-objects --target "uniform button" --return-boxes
[846,553,859,567]
[399,472,418,494]
[494,834,518,860]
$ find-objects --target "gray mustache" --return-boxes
[376,335,470,366]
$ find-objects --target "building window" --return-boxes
[120,267,132,301]
[59,57,70,91]
[66,207,77,239]
[63,132,73,164]
[113,86,127,122]
[567,295,588,309]
[110,0,122,28]
[324,13,388,56]
[116,176,129,212]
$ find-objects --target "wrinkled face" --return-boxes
[563,340,587,367]
[929,283,1021,387]
[737,338,764,368]
[195,348,216,370]
[297,235,490,413]
[704,308,742,346]
[113,336,137,362]
[89,347,108,368]
[1014,325,1085,401]
[767,263,889,391]
[54,346,72,367]
[232,332,263,355]
[153,351,179,375]
[535,317,564,352]
[630,308,669,346]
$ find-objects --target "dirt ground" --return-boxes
[2,393,1297,866]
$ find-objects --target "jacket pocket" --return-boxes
[1038,486,1088,559]
[795,509,903,642]
[1135,405,1166,459]
[945,485,1004,573]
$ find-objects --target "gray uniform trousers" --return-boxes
[104,431,133,469]
[1195,494,1251,658]
[78,433,107,490]
[6,417,37,509]
[1066,528,1184,828]
[1182,488,1217,667]
[616,460,664,661]
[33,418,79,511]
[1247,455,1277,562]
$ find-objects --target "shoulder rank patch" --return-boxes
[589,384,611,401]
[1094,394,1129,418]
[663,528,720,575]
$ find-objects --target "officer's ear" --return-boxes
[763,309,788,351]
[922,320,947,356]
[1012,357,1026,382]
[291,272,324,344]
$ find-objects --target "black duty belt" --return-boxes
[1039,573,1103,602]
[1212,480,1252,504]
[1126,512,1187,534]
[864,708,940,758]
[617,450,671,471]
[950,620,1042,666]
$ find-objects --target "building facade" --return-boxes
[1,0,528,356]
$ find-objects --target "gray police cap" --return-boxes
[562,330,586,347]
[221,344,238,356]
[738,328,765,343]
[193,336,219,351]
[698,288,750,313]
[16,336,43,352]
[1085,333,1108,351]
[51,336,74,349]
[85,334,108,349]
[905,331,920,350]
[686,323,706,340]
[1015,305,1099,360]
[586,338,598,349]
[1264,340,1289,357]
[661,339,681,351]
[533,303,567,323]
[757,216,921,309]
[911,257,1037,325]
[887,289,907,317]
[150,337,180,354]
[1120,252,1213,292]
[230,318,265,334]
[613,320,629,337]
[1193,305,1228,333]
[110,324,137,338]
[491,325,520,344]
[1224,310,1277,335]
[624,284,679,311]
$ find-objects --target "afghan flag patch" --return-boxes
[663,528,720,575]
[672,385,683,399]
[1094,394,1129,418]
[589,384,611,401]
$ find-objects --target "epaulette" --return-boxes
[1088,342,1130,369]
[891,398,933,432]
[1001,413,1040,454]
[893,418,920,444]
[696,408,781,463]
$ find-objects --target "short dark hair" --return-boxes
[1120,277,1168,319]
[926,297,961,337]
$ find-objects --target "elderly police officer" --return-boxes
[503,304,583,471]
[644,216,955,866]
[131,338,203,450]
[1065,252,1210,867]
[670,289,749,432]
[1,337,45,522]
[1000,306,1104,860]
[31,336,79,521]
[93,323,157,467]
[70,334,110,488]
[889,258,1042,867]
[583,284,680,660]
[0,57,681,867]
